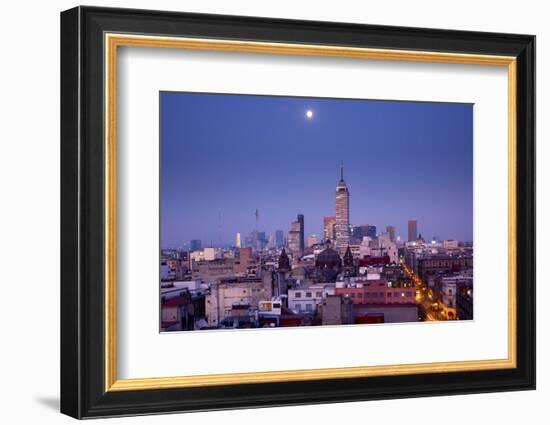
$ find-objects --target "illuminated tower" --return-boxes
[335,163,350,251]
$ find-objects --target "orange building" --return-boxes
[335,280,415,305]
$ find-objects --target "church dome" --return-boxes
[315,246,342,269]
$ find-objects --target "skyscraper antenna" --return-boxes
[340,160,344,181]
[218,210,222,247]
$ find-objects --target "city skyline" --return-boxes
[161,92,473,248]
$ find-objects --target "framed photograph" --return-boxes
[60,6,535,419]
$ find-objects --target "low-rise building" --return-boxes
[320,295,354,325]
[191,258,235,281]
[335,279,415,305]
[288,283,335,314]
[354,303,418,323]
[456,284,473,320]
[205,275,273,327]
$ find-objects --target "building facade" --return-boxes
[205,275,273,327]
[323,216,336,242]
[288,218,302,257]
[233,247,252,275]
[335,279,415,305]
[190,239,202,252]
[321,295,354,325]
[288,284,336,314]
[386,225,396,242]
[407,219,418,242]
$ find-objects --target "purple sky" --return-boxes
[160,92,473,248]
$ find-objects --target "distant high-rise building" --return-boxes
[335,164,350,251]
[190,239,202,252]
[366,225,376,239]
[386,225,396,242]
[352,224,376,241]
[297,214,305,254]
[267,233,275,249]
[275,230,284,247]
[245,229,267,250]
[288,215,304,257]
[235,232,241,248]
[323,216,336,242]
[408,219,418,242]
[307,234,318,248]
[257,231,267,249]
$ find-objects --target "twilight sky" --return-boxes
[160,91,473,248]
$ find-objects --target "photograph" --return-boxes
[159,92,474,331]
[57,4,536,419]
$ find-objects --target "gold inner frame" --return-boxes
[104,33,517,392]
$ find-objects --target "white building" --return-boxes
[205,275,273,327]
[359,236,373,258]
[441,278,457,308]
[443,240,459,249]
[287,283,335,314]
[190,250,204,262]
[203,247,222,261]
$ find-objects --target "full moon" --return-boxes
[306,110,313,119]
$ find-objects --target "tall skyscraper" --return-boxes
[386,225,396,242]
[408,219,418,242]
[235,232,241,248]
[275,230,284,247]
[335,164,350,251]
[288,218,302,257]
[297,214,305,254]
[323,216,336,242]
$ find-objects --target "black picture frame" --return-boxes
[61,5,535,419]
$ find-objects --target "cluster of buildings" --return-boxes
[160,165,473,331]
[403,239,473,320]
